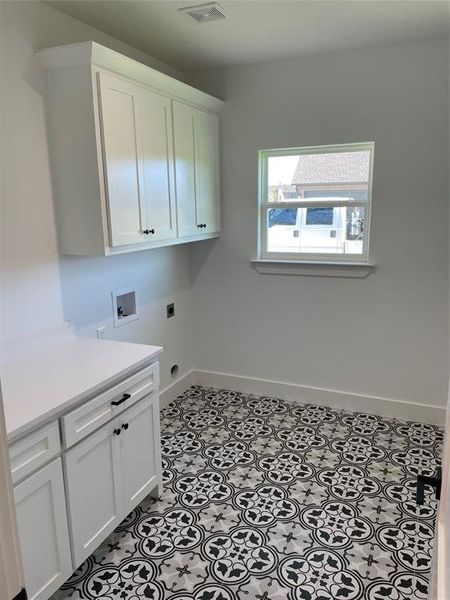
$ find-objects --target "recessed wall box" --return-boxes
[111,288,138,328]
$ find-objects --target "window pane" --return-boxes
[267,150,371,203]
[267,206,366,255]
[305,207,333,225]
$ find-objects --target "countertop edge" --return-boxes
[6,346,163,444]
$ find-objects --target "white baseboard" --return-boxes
[159,370,195,409]
[191,369,446,426]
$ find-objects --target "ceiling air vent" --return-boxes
[179,2,226,23]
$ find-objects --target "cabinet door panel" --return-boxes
[172,101,197,237]
[120,393,161,508]
[64,420,122,568]
[195,110,220,233]
[139,90,177,241]
[173,101,220,238]
[14,459,72,600]
[98,73,145,247]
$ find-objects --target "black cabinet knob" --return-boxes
[113,428,121,436]
[143,229,155,235]
[197,223,207,229]
[122,423,129,431]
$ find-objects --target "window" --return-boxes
[258,143,374,262]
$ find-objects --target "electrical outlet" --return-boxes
[167,303,175,318]
[96,326,106,339]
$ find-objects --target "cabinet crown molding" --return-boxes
[37,41,224,112]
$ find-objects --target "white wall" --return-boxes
[187,38,450,408]
[0,1,193,390]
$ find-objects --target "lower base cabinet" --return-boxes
[64,392,161,568]
[14,459,72,600]
[11,365,162,600]
[64,415,123,568]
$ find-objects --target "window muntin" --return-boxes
[259,143,374,262]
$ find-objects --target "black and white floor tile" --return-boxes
[52,385,443,600]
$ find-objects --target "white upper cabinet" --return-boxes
[173,101,197,237]
[98,73,145,246]
[173,101,220,238]
[39,41,223,256]
[98,73,176,246]
[139,88,177,242]
[194,108,220,234]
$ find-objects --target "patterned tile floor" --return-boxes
[53,385,444,600]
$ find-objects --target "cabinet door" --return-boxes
[172,101,198,237]
[98,72,145,247]
[120,393,161,509]
[64,420,122,568]
[139,89,177,242]
[194,109,220,233]
[173,101,220,237]
[14,459,72,600]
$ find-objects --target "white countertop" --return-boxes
[1,335,163,442]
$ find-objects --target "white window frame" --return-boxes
[258,142,375,264]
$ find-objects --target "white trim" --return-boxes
[259,141,376,159]
[189,369,445,425]
[265,200,369,209]
[251,259,376,278]
[258,142,375,263]
[260,250,370,263]
[432,387,450,598]
[0,382,24,600]
[159,370,195,409]
[103,231,220,256]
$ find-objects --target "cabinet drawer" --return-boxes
[9,421,60,485]
[62,362,159,448]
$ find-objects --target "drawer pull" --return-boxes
[111,393,131,407]
[113,428,121,436]
[121,423,129,431]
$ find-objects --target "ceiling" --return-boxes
[45,0,449,70]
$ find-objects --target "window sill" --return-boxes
[251,259,376,278]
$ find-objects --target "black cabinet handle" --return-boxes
[416,467,442,504]
[143,229,155,235]
[197,223,207,229]
[121,423,129,431]
[111,393,131,407]
[113,428,121,436]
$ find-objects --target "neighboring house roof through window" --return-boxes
[291,151,370,185]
